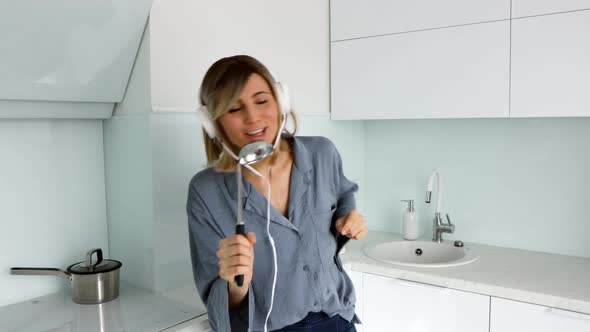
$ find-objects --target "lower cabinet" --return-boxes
[346,269,364,332]
[362,273,489,332]
[490,298,590,332]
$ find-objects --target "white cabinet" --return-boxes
[511,10,590,117]
[491,298,590,332]
[331,21,510,120]
[149,0,329,115]
[362,273,489,332]
[331,0,509,41]
[0,0,152,103]
[512,0,590,18]
[346,269,364,332]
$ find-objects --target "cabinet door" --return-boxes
[0,0,152,103]
[511,10,590,117]
[512,0,590,18]
[345,269,364,332]
[491,298,590,332]
[150,0,329,115]
[330,0,509,41]
[331,21,510,120]
[363,273,489,332]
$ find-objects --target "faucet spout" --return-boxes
[425,170,454,242]
[425,169,442,214]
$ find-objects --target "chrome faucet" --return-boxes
[425,169,455,242]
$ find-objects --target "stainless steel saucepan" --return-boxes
[11,248,122,304]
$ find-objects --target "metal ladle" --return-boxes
[235,141,274,286]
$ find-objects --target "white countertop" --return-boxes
[0,282,207,332]
[341,231,590,315]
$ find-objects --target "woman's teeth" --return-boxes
[247,128,265,136]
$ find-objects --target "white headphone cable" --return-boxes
[243,164,277,332]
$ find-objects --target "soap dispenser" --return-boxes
[401,199,418,240]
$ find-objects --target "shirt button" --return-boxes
[303,265,309,272]
[314,301,319,307]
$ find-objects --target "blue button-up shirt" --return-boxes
[187,136,360,331]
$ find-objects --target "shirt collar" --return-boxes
[224,135,312,200]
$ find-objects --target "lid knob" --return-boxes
[84,248,103,271]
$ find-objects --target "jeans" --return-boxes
[273,312,357,332]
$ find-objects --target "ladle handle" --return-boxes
[234,224,246,287]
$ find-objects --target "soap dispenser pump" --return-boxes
[401,199,418,240]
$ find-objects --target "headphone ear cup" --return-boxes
[275,82,291,116]
[196,105,218,139]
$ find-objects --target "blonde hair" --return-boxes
[199,55,298,171]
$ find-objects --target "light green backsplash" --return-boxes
[364,118,590,257]
[0,119,108,306]
[297,114,365,213]
[103,115,156,291]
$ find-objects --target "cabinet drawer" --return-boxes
[491,298,590,332]
[363,273,489,332]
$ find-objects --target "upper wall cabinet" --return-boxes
[150,0,329,115]
[511,10,590,117]
[512,0,590,18]
[330,0,510,41]
[331,21,510,120]
[0,0,152,103]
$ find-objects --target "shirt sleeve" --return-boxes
[331,144,359,221]
[187,185,254,332]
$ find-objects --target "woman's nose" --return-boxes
[242,105,259,123]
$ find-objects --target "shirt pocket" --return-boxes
[310,208,338,269]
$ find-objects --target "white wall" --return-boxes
[0,118,108,307]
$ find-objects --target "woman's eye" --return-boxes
[228,107,241,113]
[256,100,268,105]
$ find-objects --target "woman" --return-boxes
[187,55,368,331]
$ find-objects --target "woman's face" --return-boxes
[218,73,280,149]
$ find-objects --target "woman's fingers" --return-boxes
[217,242,253,259]
[336,209,368,240]
[218,254,253,272]
[217,232,256,283]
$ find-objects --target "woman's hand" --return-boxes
[335,209,368,240]
[217,232,256,308]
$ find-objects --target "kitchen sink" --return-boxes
[363,240,479,268]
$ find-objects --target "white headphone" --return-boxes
[196,80,291,150]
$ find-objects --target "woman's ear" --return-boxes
[196,105,218,139]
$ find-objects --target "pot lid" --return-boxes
[66,248,122,274]
[67,259,122,274]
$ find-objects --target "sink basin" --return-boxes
[363,240,479,268]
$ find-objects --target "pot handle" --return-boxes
[11,267,72,281]
[85,248,103,269]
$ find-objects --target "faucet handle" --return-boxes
[445,213,456,233]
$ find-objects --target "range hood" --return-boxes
[0,0,152,118]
